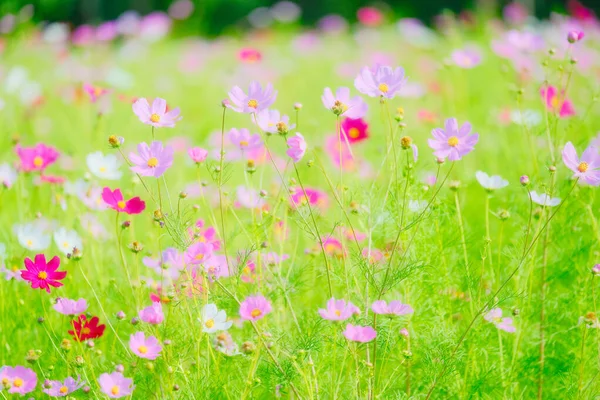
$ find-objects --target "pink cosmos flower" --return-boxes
[323,237,345,258]
[21,254,66,293]
[95,21,118,41]
[53,298,88,315]
[484,308,516,333]
[428,118,479,161]
[567,30,584,43]
[43,376,84,396]
[343,324,377,342]
[263,252,290,266]
[188,147,208,164]
[341,117,369,143]
[354,65,406,99]
[236,186,265,209]
[184,242,214,265]
[286,133,306,163]
[228,128,262,151]
[129,141,174,178]
[241,259,258,283]
[357,7,383,27]
[254,109,295,134]
[290,187,329,209]
[101,187,146,215]
[83,83,109,103]
[562,142,600,185]
[325,135,355,171]
[592,264,600,276]
[129,331,162,360]
[228,81,277,114]
[15,143,60,172]
[132,97,181,128]
[451,48,482,68]
[239,295,272,321]
[204,255,230,280]
[138,302,164,324]
[319,297,360,321]
[98,372,134,398]
[503,2,528,24]
[540,85,576,118]
[371,300,414,316]
[238,47,262,63]
[321,87,368,119]
[0,365,37,394]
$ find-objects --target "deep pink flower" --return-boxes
[286,133,306,163]
[238,47,262,63]
[484,308,516,333]
[428,118,479,161]
[323,237,345,258]
[21,254,66,293]
[43,376,84,396]
[290,187,329,209]
[357,7,383,27]
[129,331,162,360]
[188,147,208,164]
[341,117,369,143]
[562,142,600,185]
[541,85,575,118]
[129,141,174,178]
[98,372,134,398]
[138,302,164,324]
[0,365,37,394]
[101,187,146,215]
[354,65,406,99]
[132,97,181,128]
[239,295,272,321]
[371,300,414,316]
[15,143,60,172]
[53,298,88,315]
[322,87,367,119]
[228,81,277,113]
[343,324,377,342]
[96,21,118,42]
[319,297,360,321]
[567,30,584,43]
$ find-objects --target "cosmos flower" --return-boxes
[0,365,37,395]
[341,117,369,143]
[14,221,52,251]
[228,128,262,151]
[290,186,329,209]
[86,151,123,180]
[428,118,479,161]
[204,254,230,280]
[83,83,109,103]
[321,87,368,119]
[132,97,181,128]
[254,109,295,135]
[201,303,233,333]
[21,254,66,293]
[319,298,360,321]
[15,143,59,172]
[69,315,106,341]
[343,324,377,342]
[101,187,146,214]
[184,242,214,265]
[540,85,575,118]
[371,300,414,316]
[286,133,306,163]
[484,308,516,333]
[0,163,17,188]
[451,48,482,68]
[475,171,509,191]
[143,248,185,279]
[357,7,383,27]
[188,147,208,164]
[53,298,88,315]
[562,142,600,185]
[228,81,277,113]
[53,228,83,256]
[129,332,162,360]
[238,47,262,63]
[325,135,355,170]
[43,376,85,396]
[98,372,134,398]
[354,65,406,98]
[529,191,560,207]
[139,302,164,324]
[239,295,272,321]
[129,141,174,178]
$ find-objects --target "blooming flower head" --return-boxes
[475,171,509,191]
[0,365,37,394]
[239,295,272,321]
[201,303,233,333]
[593,264,600,276]
[354,65,406,99]
[83,83,109,103]
[69,314,106,341]
[371,300,414,316]
[343,324,377,342]
[357,7,383,26]
[86,151,122,180]
[184,242,214,265]
[290,186,329,209]
[562,142,600,185]
[451,48,482,68]
[238,47,262,63]
[0,163,17,188]
[139,302,164,324]
[484,308,516,333]
[98,372,134,398]
[254,109,295,135]
[228,81,277,113]
[43,376,85,396]
[102,187,146,214]
[341,117,369,143]
[21,254,66,293]
[204,255,230,280]
[129,331,162,360]
[286,133,306,163]
[129,141,174,178]
[53,298,88,315]
[132,97,181,128]
[188,147,208,164]
[14,221,52,251]
[319,297,360,321]
[321,87,368,118]
[540,85,575,118]
[529,190,560,207]
[228,128,262,151]
[53,228,83,256]
[428,118,479,161]
[15,143,59,172]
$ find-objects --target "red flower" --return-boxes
[101,187,146,215]
[20,254,67,293]
[68,315,106,341]
[340,117,369,144]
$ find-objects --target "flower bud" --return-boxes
[520,175,530,186]
[108,135,124,148]
[567,30,584,44]
[400,136,413,149]
[294,102,303,110]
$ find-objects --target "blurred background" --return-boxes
[0,0,598,36]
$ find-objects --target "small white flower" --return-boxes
[408,200,427,213]
[475,171,509,191]
[200,303,232,334]
[14,221,52,251]
[53,227,83,255]
[529,191,560,207]
[0,163,17,188]
[87,151,122,180]
[4,66,28,94]
[510,109,541,127]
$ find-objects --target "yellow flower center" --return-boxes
[82,327,91,335]
[1,377,9,386]
[378,83,389,93]
[243,266,251,274]
[550,96,560,109]
[195,253,204,261]
[26,239,33,247]
[239,140,249,147]
[348,128,360,139]
[150,113,160,123]
[111,385,120,395]
[33,156,44,167]
[99,166,106,173]
[447,136,459,147]
[577,162,589,172]
[11,265,18,272]
[13,378,23,387]
[38,271,48,279]
[117,201,126,209]
[63,241,69,248]
[334,310,341,316]
[250,308,262,318]
[492,316,502,323]
[147,157,159,168]
[59,386,68,394]
[138,345,148,354]
[205,319,215,328]
[247,99,258,109]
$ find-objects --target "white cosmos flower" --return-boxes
[53,227,83,255]
[0,163,17,188]
[200,303,232,334]
[14,221,52,251]
[87,151,123,180]
[408,200,427,213]
[529,191,560,207]
[475,171,509,191]
[510,109,541,127]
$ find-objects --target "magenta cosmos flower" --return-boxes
[562,142,600,185]
[371,300,414,316]
[0,365,37,394]
[341,117,369,143]
[290,186,329,209]
[98,372,134,398]
[286,133,307,163]
[319,297,360,321]
[240,295,272,321]
[540,85,575,118]
[129,331,162,360]
[15,143,60,172]
[138,302,164,324]
[354,65,406,99]
[321,87,367,119]
[188,147,208,164]
[102,187,146,214]
[228,81,277,113]
[43,376,85,396]
[132,97,181,128]
[343,324,377,343]
[484,308,516,333]
[129,141,174,178]
[53,298,88,315]
[21,254,66,293]
[428,118,479,161]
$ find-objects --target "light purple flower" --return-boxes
[321,87,368,119]
[185,242,214,265]
[204,255,230,280]
[132,97,181,128]
[129,141,174,178]
[188,147,208,164]
[228,81,277,114]
[371,300,414,316]
[254,109,295,134]
[43,376,85,396]
[143,248,184,279]
[98,372,134,398]
[428,118,479,161]
[529,191,560,207]
[319,297,360,321]
[484,308,516,333]
[562,142,600,185]
[592,264,600,276]
[0,365,37,395]
[286,133,306,163]
[451,48,482,68]
[263,252,290,266]
[354,65,406,99]
[53,298,88,316]
[343,324,377,342]
[236,186,265,209]
[138,302,164,324]
[129,331,162,360]
[228,128,262,151]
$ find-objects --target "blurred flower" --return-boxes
[185,242,214,265]
[14,221,52,251]
[0,365,37,395]
[529,191,560,207]
[83,83,109,103]
[319,298,360,321]
[228,128,262,151]
[87,151,122,180]
[0,163,17,188]
[254,109,295,134]
[43,376,85,396]
[354,65,406,98]
[236,186,265,209]
[101,187,146,215]
[290,186,328,209]
[371,300,414,316]
[138,302,164,324]
[484,308,516,333]
[53,228,83,256]
[238,48,262,63]
[286,133,306,163]
[188,147,208,164]
[475,171,509,191]
[357,7,383,26]
[15,143,59,172]
[69,315,106,341]
[341,117,369,143]
[343,324,377,342]
[451,48,482,68]
[540,85,575,118]
[53,298,88,316]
